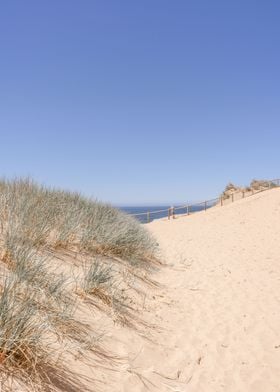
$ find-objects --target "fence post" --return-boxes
[242,191,245,198]
[204,201,207,211]
[187,205,189,215]
[168,208,171,220]
[172,207,175,219]
[231,193,234,203]
[147,211,150,223]
[220,197,223,206]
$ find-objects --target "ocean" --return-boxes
[119,203,215,223]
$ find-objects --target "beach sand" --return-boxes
[100,187,280,391]
[14,187,278,391]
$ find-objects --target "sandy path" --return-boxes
[114,188,280,392]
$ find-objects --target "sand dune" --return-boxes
[102,187,280,391]
[3,185,278,391]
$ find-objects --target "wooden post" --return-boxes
[168,208,170,220]
[242,191,245,198]
[231,193,234,203]
[187,205,189,215]
[172,207,175,219]
[147,211,150,223]
[204,201,207,211]
[220,197,223,206]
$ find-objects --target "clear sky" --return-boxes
[1,1,279,205]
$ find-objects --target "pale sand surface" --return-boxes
[98,187,280,391]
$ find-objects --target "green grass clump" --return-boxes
[81,259,115,307]
[83,259,112,294]
[0,178,156,264]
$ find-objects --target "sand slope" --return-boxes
[105,187,280,392]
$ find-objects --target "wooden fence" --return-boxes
[130,178,280,223]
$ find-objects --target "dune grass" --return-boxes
[0,275,52,391]
[0,178,156,264]
[80,258,117,308]
[0,177,157,390]
[0,251,93,390]
[83,259,112,293]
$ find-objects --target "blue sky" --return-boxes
[1,1,279,205]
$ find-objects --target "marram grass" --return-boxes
[0,178,157,390]
[0,178,156,264]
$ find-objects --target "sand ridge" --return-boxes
[104,187,280,391]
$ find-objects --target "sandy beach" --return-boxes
[101,186,280,391]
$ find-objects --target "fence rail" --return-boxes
[129,178,280,223]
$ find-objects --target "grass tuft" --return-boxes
[0,275,50,390]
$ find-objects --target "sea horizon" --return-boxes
[119,204,211,223]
